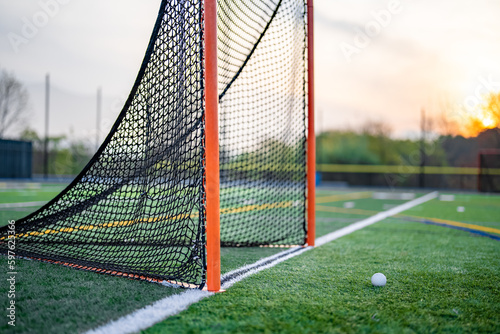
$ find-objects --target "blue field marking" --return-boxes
[422,220,500,241]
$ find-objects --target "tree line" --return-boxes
[317,121,500,168]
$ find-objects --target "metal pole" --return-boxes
[43,73,50,179]
[306,0,316,247]
[419,108,425,188]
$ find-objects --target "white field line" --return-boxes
[85,191,438,334]
[221,247,311,290]
[0,201,47,209]
[85,289,213,334]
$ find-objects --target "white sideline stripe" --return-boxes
[221,247,311,290]
[0,201,47,208]
[221,246,305,281]
[85,191,438,334]
[85,290,213,334]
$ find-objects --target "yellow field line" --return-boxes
[155,161,305,172]
[316,191,372,204]
[2,213,197,240]
[220,201,295,214]
[4,200,298,240]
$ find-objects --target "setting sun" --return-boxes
[480,113,496,128]
[457,91,500,137]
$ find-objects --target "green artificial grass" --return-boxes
[0,186,351,334]
[0,185,287,334]
[0,187,499,333]
[145,217,500,334]
[0,259,182,333]
[0,209,37,227]
[0,245,286,334]
[0,185,64,204]
[315,211,371,237]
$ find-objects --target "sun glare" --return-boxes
[480,113,496,128]
[460,91,500,137]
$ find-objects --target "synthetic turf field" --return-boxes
[0,184,499,333]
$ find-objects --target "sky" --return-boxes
[1,0,500,140]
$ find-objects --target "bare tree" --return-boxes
[0,69,30,138]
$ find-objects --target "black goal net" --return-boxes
[0,0,308,289]
[218,0,307,246]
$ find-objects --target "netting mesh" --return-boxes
[218,0,307,246]
[0,0,307,288]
